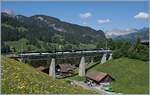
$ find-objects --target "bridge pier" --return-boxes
[101,53,107,64]
[18,58,22,62]
[90,57,94,63]
[108,53,112,60]
[18,58,25,63]
[49,58,56,79]
[79,56,85,76]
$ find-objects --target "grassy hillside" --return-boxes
[1,56,96,94]
[88,58,149,94]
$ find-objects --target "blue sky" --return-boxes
[1,1,149,32]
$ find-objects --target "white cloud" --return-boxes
[2,9,16,16]
[134,12,149,19]
[97,19,110,24]
[80,12,92,18]
[82,22,87,25]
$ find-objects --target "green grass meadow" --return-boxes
[88,58,149,94]
[1,56,96,94]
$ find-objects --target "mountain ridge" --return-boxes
[114,27,149,41]
[1,12,106,52]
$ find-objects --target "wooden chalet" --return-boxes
[36,66,49,74]
[56,64,76,74]
[86,71,114,85]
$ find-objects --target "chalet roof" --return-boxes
[58,64,75,73]
[86,71,112,82]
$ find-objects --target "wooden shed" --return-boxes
[56,64,75,74]
[86,71,114,85]
[36,66,49,74]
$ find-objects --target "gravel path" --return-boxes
[66,79,122,95]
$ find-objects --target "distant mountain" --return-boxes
[105,28,138,38]
[114,27,149,41]
[1,12,106,52]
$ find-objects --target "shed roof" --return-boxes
[58,64,75,73]
[86,71,112,82]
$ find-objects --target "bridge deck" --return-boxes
[7,49,112,59]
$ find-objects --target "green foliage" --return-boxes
[68,76,86,82]
[51,34,64,44]
[96,40,106,48]
[89,58,149,94]
[1,44,11,53]
[128,41,149,61]
[5,38,39,52]
[17,26,28,32]
[113,49,123,59]
[104,38,149,61]
[79,43,96,49]
[2,24,21,42]
[1,56,96,94]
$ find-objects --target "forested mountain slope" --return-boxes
[1,12,106,52]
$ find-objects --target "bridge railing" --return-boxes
[7,49,112,59]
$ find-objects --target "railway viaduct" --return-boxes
[7,49,112,79]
